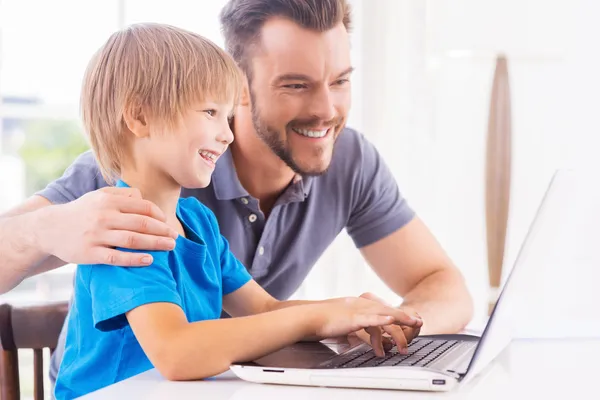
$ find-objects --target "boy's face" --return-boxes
[143,101,234,189]
[247,18,352,175]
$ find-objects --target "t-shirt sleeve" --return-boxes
[205,209,252,296]
[35,150,108,204]
[346,136,416,248]
[219,235,252,295]
[85,252,183,332]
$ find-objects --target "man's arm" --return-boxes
[0,189,178,294]
[360,217,474,335]
[0,196,66,293]
[343,131,473,336]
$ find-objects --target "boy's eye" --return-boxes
[204,109,216,116]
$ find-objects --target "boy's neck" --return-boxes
[120,169,183,232]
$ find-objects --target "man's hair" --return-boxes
[81,23,242,183]
[220,0,351,78]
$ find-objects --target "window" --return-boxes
[0,1,228,397]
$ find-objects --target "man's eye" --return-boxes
[284,84,306,90]
[335,78,350,85]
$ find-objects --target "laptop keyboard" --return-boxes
[323,338,459,369]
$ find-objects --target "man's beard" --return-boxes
[250,96,343,177]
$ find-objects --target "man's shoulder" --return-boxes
[36,150,108,204]
[329,127,380,173]
[333,126,369,153]
[73,149,99,167]
[317,126,382,190]
[62,149,102,175]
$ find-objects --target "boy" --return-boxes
[54,23,422,399]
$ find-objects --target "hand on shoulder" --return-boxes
[39,187,179,267]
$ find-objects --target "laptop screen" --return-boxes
[464,168,600,381]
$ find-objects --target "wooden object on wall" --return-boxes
[485,55,512,315]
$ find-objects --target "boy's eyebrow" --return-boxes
[273,66,354,84]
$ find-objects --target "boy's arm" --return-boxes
[87,251,420,381]
[126,301,316,380]
[222,280,325,317]
[127,296,420,381]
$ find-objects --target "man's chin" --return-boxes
[291,158,332,176]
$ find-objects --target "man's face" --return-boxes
[248,18,352,175]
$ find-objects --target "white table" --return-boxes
[80,338,600,399]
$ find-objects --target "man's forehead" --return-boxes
[255,17,351,78]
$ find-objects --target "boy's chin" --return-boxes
[181,175,212,190]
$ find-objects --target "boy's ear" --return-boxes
[123,103,150,138]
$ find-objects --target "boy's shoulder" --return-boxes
[177,196,220,236]
[177,196,212,219]
[78,245,172,275]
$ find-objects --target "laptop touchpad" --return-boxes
[247,339,359,369]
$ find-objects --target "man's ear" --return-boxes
[123,103,150,138]
[239,76,251,107]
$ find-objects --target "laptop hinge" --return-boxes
[444,370,464,381]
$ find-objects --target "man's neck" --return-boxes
[120,168,182,232]
[230,112,296,214]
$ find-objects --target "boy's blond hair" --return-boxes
[81,23,242,183]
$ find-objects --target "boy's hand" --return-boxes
[309,297,423,357]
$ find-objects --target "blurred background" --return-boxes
[1,0,599,397]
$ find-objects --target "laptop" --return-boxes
[229,170,564,392]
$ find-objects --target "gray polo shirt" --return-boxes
[40,127,415,383]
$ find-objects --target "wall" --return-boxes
[294,0,600,328]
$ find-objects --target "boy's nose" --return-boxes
[217,123,234,145]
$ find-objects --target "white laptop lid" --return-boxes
[511,169,600,338]
[462,168,598,382]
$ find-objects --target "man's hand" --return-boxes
[350,293,422,356]
[37,187,178,266]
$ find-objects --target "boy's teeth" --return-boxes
[199,150,217,161]
[293,128,328,138]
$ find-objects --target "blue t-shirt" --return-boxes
[54,185,252,400]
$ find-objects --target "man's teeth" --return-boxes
[199,150,217,161]
[293,128,328,138]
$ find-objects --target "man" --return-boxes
[0,0,473,385]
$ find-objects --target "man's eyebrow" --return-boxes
[273,67,354,84]
[273,73,313,84]
[335,66,354,79]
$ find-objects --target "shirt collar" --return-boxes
[292,174,314,200]
[212,149,315,202]
[115,179,129,188]
[211,148,249,200]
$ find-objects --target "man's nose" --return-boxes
[309,87,336,122]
